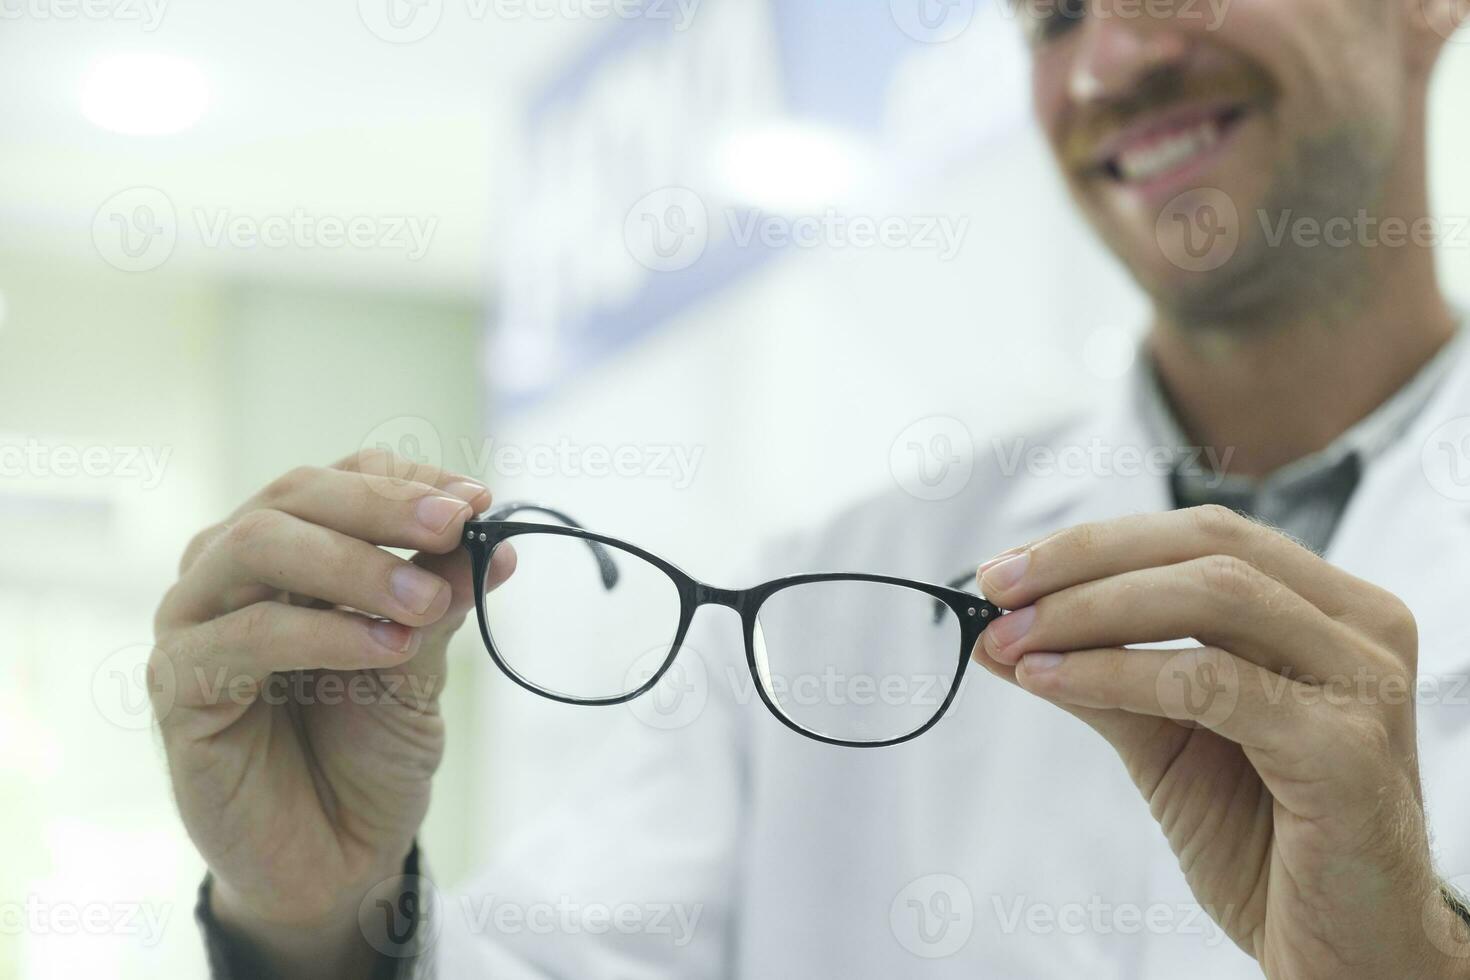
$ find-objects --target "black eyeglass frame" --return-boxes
[462,503,1004,748]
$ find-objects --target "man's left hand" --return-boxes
[973,505,1469,979]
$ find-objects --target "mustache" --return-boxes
[1061,64,1275,171]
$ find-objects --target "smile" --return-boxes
[1091,102,1254,197]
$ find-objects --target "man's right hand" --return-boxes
[151,450,514,977]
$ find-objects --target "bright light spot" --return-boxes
[80,53,210,136]
[714,123,869,212]
[1082,325,1138,380]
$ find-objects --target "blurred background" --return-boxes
[1,0,1467,975]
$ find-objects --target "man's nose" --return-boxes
[1068,9,1191,106]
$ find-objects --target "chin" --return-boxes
[1143,243,1312,330]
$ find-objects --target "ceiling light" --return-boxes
[714,123,869,212]
[80,53,210,136]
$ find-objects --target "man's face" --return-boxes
[1025,0,1413,319]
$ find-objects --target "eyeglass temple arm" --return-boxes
[481,501,620,590]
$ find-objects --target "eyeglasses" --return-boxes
[462,503,1003,747]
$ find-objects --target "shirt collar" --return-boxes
[1134,318,1468,494]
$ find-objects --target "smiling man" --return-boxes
[155,0,1470,977]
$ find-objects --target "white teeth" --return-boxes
[1115,118,1222,183]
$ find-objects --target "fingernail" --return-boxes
[370,620,419,654]
[1020,652,1064,673]
[984,606,1035,659]
[980,551,1029,595]
[977,548,1021,574]
[391,566,446,616]
[443,479,489,504]
[416,495,471,534]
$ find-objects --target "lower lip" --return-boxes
[1101,109,1251,206]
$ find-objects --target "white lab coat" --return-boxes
[432,350,1470,979]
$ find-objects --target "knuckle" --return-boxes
[261,465,319,503]
[1193,553,1261,600]
[179,523,227,573]
[1341,710,1395,762]
[1044,585,1095,631]
[1371,589,1419,656]
[233,601,279,649]
[299,608,344,652]
[354,448,416,481]
[1189,503,1246,544]
[145,643,175,710]
[1050,521,1100,562]
[224,508,288,553]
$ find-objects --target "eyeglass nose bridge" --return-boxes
[691,583,752,615]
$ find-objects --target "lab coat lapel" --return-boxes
[1326,337,1470,871]
[1327,337,1470,683]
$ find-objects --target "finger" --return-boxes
[364,542,521,715]
[412,538,517,620]
[333,448,491,509]
[969,632,1159,751]
[167,601,423,707]
[1011,644,1321,752]
[168,508,452,626]
[180,466,488,576]
[979,506,1382,628]
[981,556,1362,679]
[264,465,485,546]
